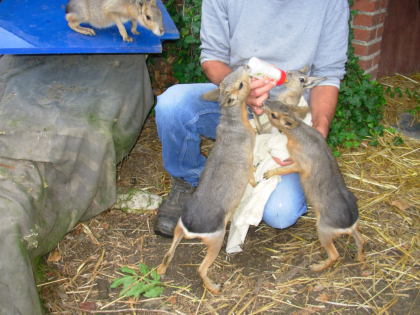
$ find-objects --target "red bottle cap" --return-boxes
[276,69,287,86]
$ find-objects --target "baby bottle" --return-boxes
[247,57,287,86]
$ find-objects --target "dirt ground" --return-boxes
[39,68,420,314]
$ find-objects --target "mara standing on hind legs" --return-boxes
[263,100,365,271]
[157,65,256,294]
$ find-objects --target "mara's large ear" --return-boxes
[141,0,151,8]
[262,99,277,109]
[220,93,236,107]
[201,88,221,102]
[303,76,326,89]
[300,65,310,74]
[149,0,157,5]
[291,106,311,119]
[280,115,299,129]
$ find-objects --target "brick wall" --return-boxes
[350,0,389,79]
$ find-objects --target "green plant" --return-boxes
[385,85,420,115]
[164,0,207,83]
[329,1,386,154]
[110,262,165,298]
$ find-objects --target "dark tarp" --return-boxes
[0,54,154,314]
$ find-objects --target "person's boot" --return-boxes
[154,176,196,237]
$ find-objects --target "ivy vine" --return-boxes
[163,0,206,83]
[329,0,386,153]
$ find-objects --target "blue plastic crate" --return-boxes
[0,0,179,54]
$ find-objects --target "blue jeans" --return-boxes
[155,83,307,229]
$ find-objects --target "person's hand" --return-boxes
[247,78,276,115]
[271,156,295,175]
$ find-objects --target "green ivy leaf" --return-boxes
[139,262,149,276]
[184,35,199,44]
[124,282,150,298]
[344,141,353,149]
[119,266,138,276]
[345,133,355,140]
[143,286,165,298]
[394,136,404,146]
[151,268,160,281]
[110,275,136,291]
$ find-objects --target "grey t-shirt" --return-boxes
[200,0,349,97]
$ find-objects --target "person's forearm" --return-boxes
[202,60,233,86]
[310,85,339,139]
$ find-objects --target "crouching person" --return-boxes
[154,0,350,237]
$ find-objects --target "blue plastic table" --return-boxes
[0,0,179,54]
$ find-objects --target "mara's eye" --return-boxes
[238,82,243,90]
[299,78,305,83]
[146,15,151,20]
[271,113,278,119]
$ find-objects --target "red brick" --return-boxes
[358,58,373,70]
[353,27,377,41]
[376,25,385,38]
[380,0,388,9]
[353,40,382,56]
[380,11,387,23]
[372,53,381,67]
[351,0,380,12]
[367,40,382,55]
[353,12,382,27]
[353,43,365,55]
[365,67,379,79]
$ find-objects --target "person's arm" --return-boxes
[307,2,349,138]
[202,60,232,86]
[310,85,339,139]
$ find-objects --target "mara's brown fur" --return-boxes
[157,65,256,294]
[263,100,365,271]
[65,0,164,42]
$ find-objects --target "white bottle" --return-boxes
[247,57,287,86]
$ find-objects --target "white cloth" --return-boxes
[226,97,312,253]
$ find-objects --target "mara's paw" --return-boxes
[309,259,335,272]
[86,28,96,36]
[355,252,365,262]
[263,170,273,179]
[206,283,222,295]
[156,265,167,275]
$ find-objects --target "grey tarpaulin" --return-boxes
[0,54,154,314]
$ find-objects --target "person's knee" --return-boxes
[155,83,216,127]
[262,173,307,229]
[155,84,190,121]
[262,200,307,229]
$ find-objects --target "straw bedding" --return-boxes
[40,73,420,314]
